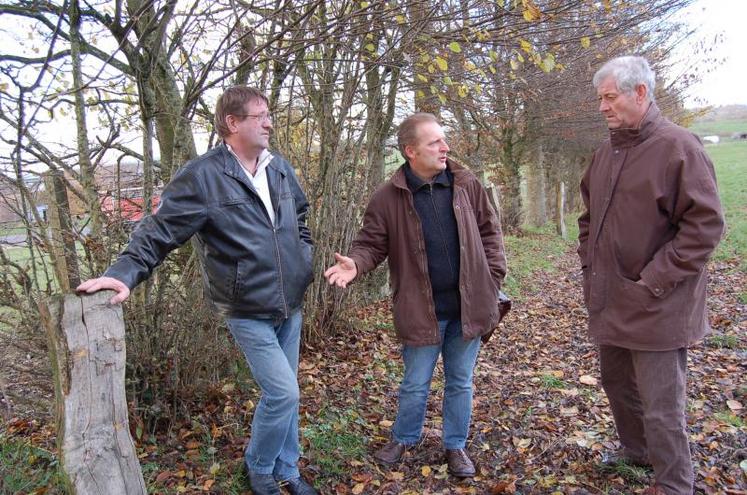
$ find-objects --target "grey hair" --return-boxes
[592,56,656,101]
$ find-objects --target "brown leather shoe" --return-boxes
[445,448,476,478]
[373,441,407,464]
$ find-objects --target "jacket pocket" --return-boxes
[231,261,243,301]
[220,197,252,206]
[618,274,657,309]
[205,257,238,303]
[605,271,687,348]
[301,242,314,287]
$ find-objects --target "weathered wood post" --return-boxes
[39,290,146,494]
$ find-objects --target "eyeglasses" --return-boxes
[233,112,273,123]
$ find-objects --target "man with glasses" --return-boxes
[78,86,318,495]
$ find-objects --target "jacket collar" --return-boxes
[392,158,469,190]
[403,162,451,191]
[609,102,662,149]
[219,143,284,179]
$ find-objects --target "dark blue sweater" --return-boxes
[404,164,461,320]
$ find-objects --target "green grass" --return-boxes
[539,373,567,390]
[706,333,741,349]
[689,119,747,137]
[503,222,577,297]
[706,140,747,270]
[302,408,367,477]
[0,222,27,236]
[597,458,651,482]
[714,411,745,428]
[0,432,64,494]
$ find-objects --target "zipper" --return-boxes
[428,184,456,279]
[248,164,287,317]
[272,225,289,318]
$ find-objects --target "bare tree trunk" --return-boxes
[43,171,81,292]
[556,181,567,239]
[40,291,146,494]
[69,0,104,249]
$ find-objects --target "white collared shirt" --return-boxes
[227,145,275,225]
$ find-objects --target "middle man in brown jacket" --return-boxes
[324,112,507,477]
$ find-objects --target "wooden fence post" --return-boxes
[39,291,146,494]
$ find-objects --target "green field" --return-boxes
[689,119,747,137]
[706,140,747,268]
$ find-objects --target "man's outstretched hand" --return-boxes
[76,277,131,304]
[324,252,357,288]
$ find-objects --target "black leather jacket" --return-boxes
[105,144,313,319]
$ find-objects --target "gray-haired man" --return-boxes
[578,56,724,494]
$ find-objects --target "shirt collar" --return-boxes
[225,144,273,175]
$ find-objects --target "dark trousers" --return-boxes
[599,345,693,495]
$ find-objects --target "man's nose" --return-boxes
[598,99,609,112]
[440,141,450,152]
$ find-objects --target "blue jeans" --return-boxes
[226,310,302,480]
[392,319,481,450]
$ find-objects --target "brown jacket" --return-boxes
[578,103,724,351]
[350,159,507,346]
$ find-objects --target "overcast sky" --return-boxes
[679,0,747,107]
[1,0,744,170]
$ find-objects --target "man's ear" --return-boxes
[403,144,414,161]
[635,83,648,103]
[225,115,238,134]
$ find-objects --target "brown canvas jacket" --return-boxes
[578,103,724,351]
[349,159,507,346]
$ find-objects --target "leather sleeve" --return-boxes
[104,167,208,289]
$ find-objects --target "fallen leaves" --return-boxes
[4,246,745,494]
[579,374,598,386]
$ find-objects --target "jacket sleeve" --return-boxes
[349,192,389,277]
[472,179,507,289]
[104,167,208,289]
[639,147,725,297]
[577,154,594,269]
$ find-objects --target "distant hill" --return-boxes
[689,104,747,137]
[693,105,747,122]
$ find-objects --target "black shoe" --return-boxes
[281,476,319,495]
[248,471,281,495]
